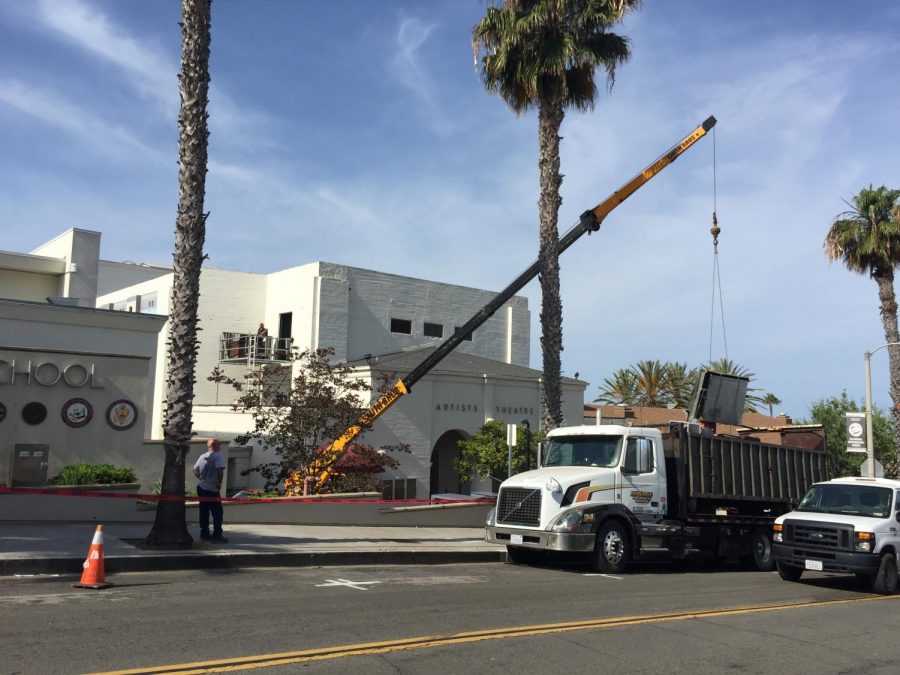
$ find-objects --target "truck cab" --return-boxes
[485,424,666,571]
[773,476,900,594]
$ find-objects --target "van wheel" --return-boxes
[593,521,629,573]
[872,552,898,595]
[776,561,803,582]
[751,527,775,571]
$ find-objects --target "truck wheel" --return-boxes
[593,521,629,573]
[872,552,898,595]
[506,546,537,565]
[776,561,803,582]
[751,527,775,572]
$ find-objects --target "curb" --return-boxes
[1,549,508,576]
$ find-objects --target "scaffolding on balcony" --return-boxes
[219,333,293,367]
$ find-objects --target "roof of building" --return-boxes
[583,403,798,435]
[349,346,583,384]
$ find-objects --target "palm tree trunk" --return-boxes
[146,0,212,548]
[537,98,565,431]
[874,268,900,478]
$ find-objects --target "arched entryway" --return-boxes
[430,429,470,496]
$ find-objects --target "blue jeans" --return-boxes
[197,486,223,538]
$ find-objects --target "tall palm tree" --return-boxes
[146,0,212,548]
[761,393,782,417]
[473,0,638,431]
[825,185,900,469]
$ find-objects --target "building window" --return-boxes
[382,478,417,500]
[454,326,473,341]
[390,318,412,334]
[424,322,443,338]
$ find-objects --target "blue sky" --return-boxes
[2,0,900,421]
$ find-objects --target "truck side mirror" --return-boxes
[895,511,900,524]
[623,438,652,473]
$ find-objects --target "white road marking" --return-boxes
[315,578,381,591]
[583,573,623,579]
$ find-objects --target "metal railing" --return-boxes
[219,333,293,365]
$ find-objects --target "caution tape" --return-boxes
[0,485,495,506]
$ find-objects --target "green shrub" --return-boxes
[50,463,137,485]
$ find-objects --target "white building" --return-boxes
[0,229,167,488]
[100,258,586,498]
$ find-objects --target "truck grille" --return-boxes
[497,487,541,526]
[785,520,852,550]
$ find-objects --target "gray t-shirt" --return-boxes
[194,450,226,492]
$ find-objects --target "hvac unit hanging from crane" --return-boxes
[287,115,718,496]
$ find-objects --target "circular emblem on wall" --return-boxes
[0,402,6,423]
[106,399,138,431]
[62,398,93,428]
[22,402,47,425]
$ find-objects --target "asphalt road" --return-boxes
[3,559,900,674]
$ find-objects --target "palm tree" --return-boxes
[825,185,900,469]
[146,0,212,548]
[662,362,697,409]
[630,359,669,407]
[761,393,782,417]
[473,0,638,430]
[595,368,637,405]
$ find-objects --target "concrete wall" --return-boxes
[31,229,101,307]
[0,269,60,302]
[97,260,171,296]
[0,492,492,526]
[341,264,530,366]
[0,301,166,487]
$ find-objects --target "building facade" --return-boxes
[100,258,585,497]
[0,230,167,488]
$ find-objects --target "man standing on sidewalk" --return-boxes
[194,438,227,542]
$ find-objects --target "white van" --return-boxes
[772,477,900,594]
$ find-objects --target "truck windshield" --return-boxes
[796,484,893,518]
[543,436,622,468]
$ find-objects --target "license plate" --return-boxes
[805,559,823,571]
[510,534,523,545]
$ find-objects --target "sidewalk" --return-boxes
[0,522,507,576]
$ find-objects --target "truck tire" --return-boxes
[872,552,899,595]
[751,527,775,572]
[776,561,803,582]
[593,521,629,573]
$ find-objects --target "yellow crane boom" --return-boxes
[306,115,717,492]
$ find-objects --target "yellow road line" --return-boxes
[92,594,899,674]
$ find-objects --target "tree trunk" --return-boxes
[537,99,565,431]
[874,269,900,478]
[146,0,212,548]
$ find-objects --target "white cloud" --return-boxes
[0,77,165,161]
[391,18,437,104]
[34,0,178,112]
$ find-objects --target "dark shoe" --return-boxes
[211,535,229,543]
[200,533,212,541]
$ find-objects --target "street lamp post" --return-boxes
[864,342,900,477]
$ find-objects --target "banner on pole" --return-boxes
[845,412,867,453]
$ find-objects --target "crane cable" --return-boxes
[708,125,729,361]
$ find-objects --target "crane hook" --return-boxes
[710,212,720,252]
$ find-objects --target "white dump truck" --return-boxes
[485,421,827,572]
[772,476,900,594]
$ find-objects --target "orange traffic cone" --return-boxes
[73,524,113,589]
